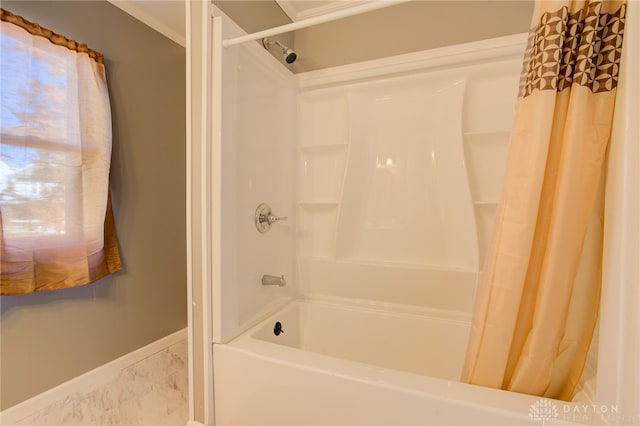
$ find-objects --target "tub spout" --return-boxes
[262,274,286,286]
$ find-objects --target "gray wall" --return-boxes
[0,1,186,409]
[294,1,534,72]
[212,1,533,73]
[213,0,294,67]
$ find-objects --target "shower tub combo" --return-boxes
[215,298,593,425]
[187,3,640,426]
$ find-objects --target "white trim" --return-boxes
[295,0,371,21]
[0,328,188,426]
[106,0,185,47]
[222,0,411,47]
[274,0,301,22]
[275,0,370,22]
[296,32,528,90]
[185,0,195,421]
[598,0,640,421]
[203,12,219,426]
[186,2,215,424]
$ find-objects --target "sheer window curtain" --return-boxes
[0,9,121,295]
[461,0,627,400]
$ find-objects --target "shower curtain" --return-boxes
[461,0,627,400]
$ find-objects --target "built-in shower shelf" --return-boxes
[474,200,499,206]
[463,130,510,204]
[463,130,511,139]
[297,202,339,259]
[297,142,348,202]
[298,143,348,153]
[297,254,335,262]
[297,201,340,207]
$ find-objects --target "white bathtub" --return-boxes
[213,298,589,425]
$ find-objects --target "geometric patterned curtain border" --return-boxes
[519,0,626,97]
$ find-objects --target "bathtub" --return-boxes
[213,298,589,425]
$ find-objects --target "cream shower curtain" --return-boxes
[461,0,627,400]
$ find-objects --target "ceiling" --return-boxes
[107,0,185,46]
[106,1,374,47]
[275,1,369,21]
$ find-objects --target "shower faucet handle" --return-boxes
[255,203,288,233]
[267,214,288,223]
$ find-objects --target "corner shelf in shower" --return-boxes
[296,144,348,260]
[296,202,341,260]
[462,130,510,204]
[298,143,349,153]
[462,130,511,138]
[462,130,511,268]
[296,142,348,210]
[297,201,340,207]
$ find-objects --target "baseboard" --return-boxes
[0,328,188,425]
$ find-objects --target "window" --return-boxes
[1,9,121,294]
[2,33,75,241]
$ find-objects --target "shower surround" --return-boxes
[210,9,521,341]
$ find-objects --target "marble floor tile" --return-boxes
[11,339,188,426]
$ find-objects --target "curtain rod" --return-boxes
[221,0,412,48]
